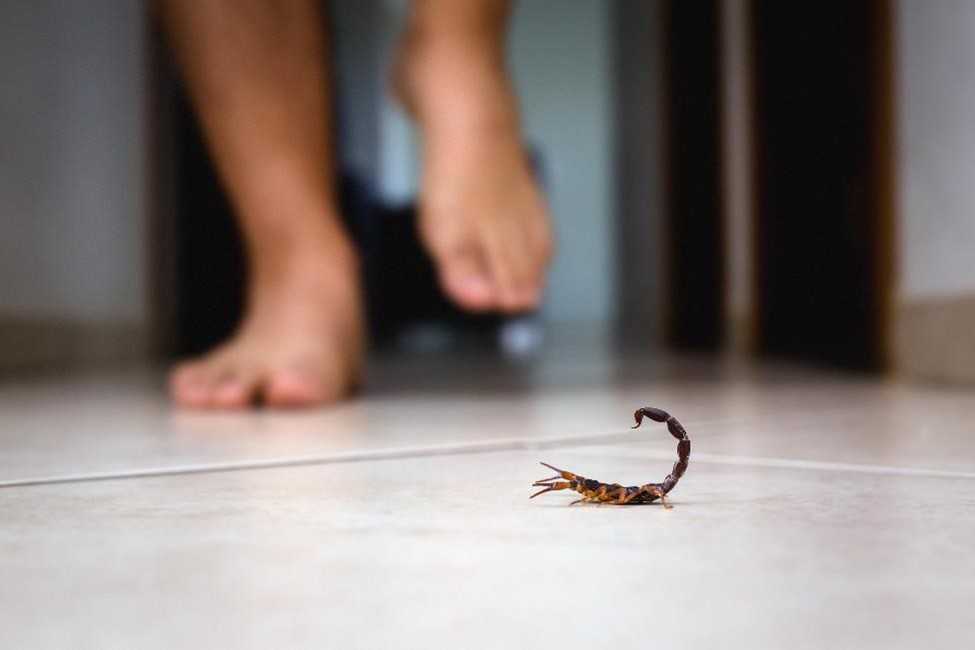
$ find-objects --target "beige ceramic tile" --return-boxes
[2,355,975,483]
[1,447,972,649]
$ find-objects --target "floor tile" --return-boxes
[3,355,975,483]
[1,446,972,649]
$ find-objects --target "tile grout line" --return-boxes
[602,450,975,480]
[0,407,881,489]
[0,414,766,489]
[0,432,640,489]
[2,427,974,489]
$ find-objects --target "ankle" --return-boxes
[393,31,517,133]
[247,221,358,292]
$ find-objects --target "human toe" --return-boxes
[485,239,539,313]
[264,368,339,408]
[169,362,219,408]
[209,371,259,409]
[440,252,498,312]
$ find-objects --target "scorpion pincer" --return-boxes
[530,407,690,508]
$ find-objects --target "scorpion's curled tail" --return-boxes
[632,407,691,495]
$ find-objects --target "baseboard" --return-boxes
[0,317,149,373]
[894,294,975,384]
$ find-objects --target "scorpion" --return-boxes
[530,407,690,507]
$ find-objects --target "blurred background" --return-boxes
[1,0,972,384]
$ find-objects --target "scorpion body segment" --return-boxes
[530,407,691,508]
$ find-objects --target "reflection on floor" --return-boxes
[1,350,973,648]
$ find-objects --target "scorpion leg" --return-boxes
[649,486,672,509]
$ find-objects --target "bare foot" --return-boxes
[169,240,363,409]
[393,34,553,313]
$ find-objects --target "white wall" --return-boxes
[0,1,147,324]
[373,0,615,325]
[897,0,975,301]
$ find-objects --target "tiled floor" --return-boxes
[2,351,973,649]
